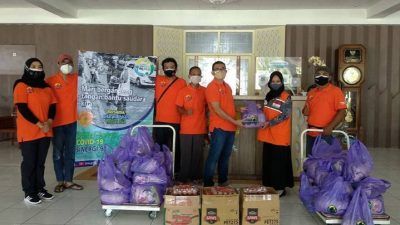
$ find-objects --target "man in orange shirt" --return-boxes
[302,66,347,156]
[203,61,242,187]
[154,57,186,173]
[46,54,83,193]
[176,66,207,182]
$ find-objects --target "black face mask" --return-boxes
[164,69,176,77]
[28,70,45,80]
[315,76,329,86]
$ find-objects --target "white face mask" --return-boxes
[60,64,73,75]
[189,75,202,84]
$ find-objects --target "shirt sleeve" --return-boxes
[334,89,347,111]
[269,97,292,127]
[205,85,220,104]
[175,89,185,107]
[13,83,28,104]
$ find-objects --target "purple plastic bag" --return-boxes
[299,173,319,212]
[162,145,173,177]
[241,101,266,128]
[356,177,391,199]
[344,140,373,183]
[314,160,332,187]
[368,196,385,215]
[112,146,133,178]
[98,154,131,192]
[315,176,352,216]
[131,127,154,156]
[130,184,166,205]
[133,168,168,185]
[100,189,130,205]
[342,186,373,225]
[130,155,160,174]
[330,151,347,176]
[311,135,342,158]
[152,143,165,166]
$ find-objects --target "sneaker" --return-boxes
[24,195,42,205]
[38,190,54,200]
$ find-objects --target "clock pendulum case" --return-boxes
[337,44,366,138]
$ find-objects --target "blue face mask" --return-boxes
[270,83,282,91]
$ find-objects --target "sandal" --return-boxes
[54,184,65,193]
[64,183,84,190]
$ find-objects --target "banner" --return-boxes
[76,50,157,166]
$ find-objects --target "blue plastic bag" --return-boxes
[314,176,352,216]
[344,139,373,182]
[130,155,161,174]
[100,189,130,205]
[355,177,391,199]
[98,154,131,192]
[311,135,342,158]
[342,186,373,225]
[131,127,154,156]
[299,172,319,212]
[130,184,166,205]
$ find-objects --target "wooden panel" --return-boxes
[285,25,400,148]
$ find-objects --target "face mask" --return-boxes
[213,70,226,80]
[164,69,176,77]
[269,83,282,91]
[315,76,329,86]
[189,75,201,84]
[60,64,73,75]
[28,68,45,80]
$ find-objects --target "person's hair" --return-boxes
[315,66,330,75]
[189,66,201,74]
[162,57,178,69]
[212,61,225,71]
[265,71,285,102]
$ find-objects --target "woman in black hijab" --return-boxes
[13,58,56,205]
[257,71,294,197]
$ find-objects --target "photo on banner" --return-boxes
[76,50,157,166]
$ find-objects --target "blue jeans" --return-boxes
[203,128,235,187]
[52,122,77,182]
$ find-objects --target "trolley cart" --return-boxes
[102,124,176,219]
[300,129,391,225]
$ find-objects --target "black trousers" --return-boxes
[20,137,51,196]
[178,134,205,182]
[262,142,294,190]
[153,122,181,173]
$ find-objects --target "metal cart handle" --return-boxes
[130,124,176,177]
[300,129,350,163]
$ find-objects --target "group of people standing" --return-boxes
[13,54,346,204]
[13,55,83,205]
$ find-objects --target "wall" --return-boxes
[285,25,400,148]
[0,24,153,115]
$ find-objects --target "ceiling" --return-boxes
[0,0,382,10]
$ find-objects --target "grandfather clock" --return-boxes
[337,44,366,138]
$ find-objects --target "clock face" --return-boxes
[342,66,362,85]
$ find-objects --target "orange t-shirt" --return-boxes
[257,91,291,146]
[175,84,207,134]
[46,72,78,127]
[306,83,347,130]
[13,82,57,142]
[155,75,187,124]
[205,79,237,132]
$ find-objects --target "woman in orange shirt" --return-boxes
[257,71,294,197]
[13,58,56,205]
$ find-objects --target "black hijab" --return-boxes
[265,71,285,102]
[13,58,49,90]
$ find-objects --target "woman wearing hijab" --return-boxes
[257,71,294,197]
[13,58,57,205]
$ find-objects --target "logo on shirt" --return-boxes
[54,83,62,89]
[218,88,225,95]
[160,81,167,87]
[26,87,33,94]
[184,94,192,102]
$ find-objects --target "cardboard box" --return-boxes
[164,193,201,225]
[241,187,280,225]
[202,188,240,225]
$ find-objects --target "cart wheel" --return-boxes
[104,209,112,217]
[148,211,157,219]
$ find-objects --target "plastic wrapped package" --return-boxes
[344,140,373,183]
[98,154,131,192]
[130,155,160,174]
[172,185,200,196]
[342,186,373,225]
[240,101,266,128]
[368,196,385,215]
[299,173,320,212]
[100,189,130,205]
[314,176,353,216]
[133,168,168,185]
[130,184,166,205]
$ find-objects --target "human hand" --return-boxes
[234,119,243,127]
[261,121,270,129]
[322,126,333,136]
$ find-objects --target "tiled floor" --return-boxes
[0,141,399,225]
